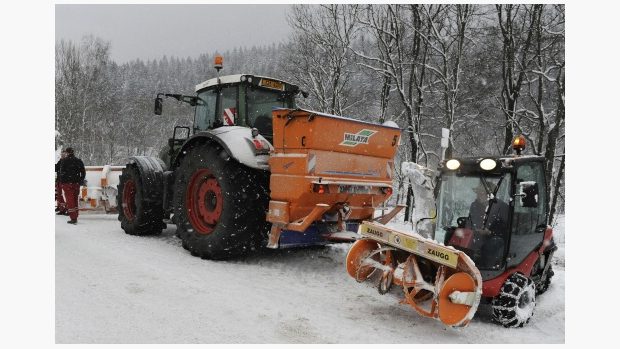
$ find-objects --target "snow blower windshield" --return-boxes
[436,172,512,270]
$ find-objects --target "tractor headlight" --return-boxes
[446,159,460,170]
[480,158,497,171]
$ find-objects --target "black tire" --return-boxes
[117,164,165,236]
[536,265,554,295]
[173,143,270,259]
[491,273,536,328]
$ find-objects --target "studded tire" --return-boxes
[173,143,270,260]
[491,273,536,328]
[117,164,164,236]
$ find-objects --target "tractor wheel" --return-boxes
[173,143,270,259]
[117,164,164,236]
[536,265,554,295]
[491,273,536,328]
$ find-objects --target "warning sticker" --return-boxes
[223,107,236,126]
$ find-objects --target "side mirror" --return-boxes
[154,97,163,115]
[518,181,539,208]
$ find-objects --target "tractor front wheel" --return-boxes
[491,273,536,328]
[173,144,270,259]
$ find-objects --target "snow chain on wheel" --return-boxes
[117,159,165,236]
[173,143,270,260]
[491,273,536,328]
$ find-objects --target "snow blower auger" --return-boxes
[346,221,482,327]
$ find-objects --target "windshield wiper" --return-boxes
[480,174,506,228]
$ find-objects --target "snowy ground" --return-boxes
[55,214,564,344]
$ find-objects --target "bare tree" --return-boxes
[352,4,436,221]
[354,4,433,164]
[285,4,360,115]
[55,36,112,164]
[495,5,564,222]
[421,4,474,158]
[495,4,542,154]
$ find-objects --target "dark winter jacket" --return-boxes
[59,155,86,184]
[55,158,65,182]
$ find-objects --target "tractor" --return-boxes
[116,56,403,259]
[345,135,556,328]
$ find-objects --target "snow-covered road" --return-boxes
[55,214,565,343]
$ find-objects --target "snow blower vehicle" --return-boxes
[116,55,403,259]
[345,135,556,328]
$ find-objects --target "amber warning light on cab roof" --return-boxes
[512,135,526,155]
[214,55,223,72]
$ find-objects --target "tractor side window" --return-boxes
[218,86,238,126]
[195,89,217,131]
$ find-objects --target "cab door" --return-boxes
[507,160,548,268]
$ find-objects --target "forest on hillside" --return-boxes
[55,4,565,222]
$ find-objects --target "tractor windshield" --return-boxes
[436,172,512,270]
[246,87,294,140]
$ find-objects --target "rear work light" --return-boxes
[381,187,393,196]
[312,184,329,194]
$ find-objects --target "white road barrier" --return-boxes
[78,165,124,212]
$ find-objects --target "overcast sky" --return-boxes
[55,4,293,63]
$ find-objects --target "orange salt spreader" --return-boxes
[265,108,404,248]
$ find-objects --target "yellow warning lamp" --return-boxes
[512,135,526,155]
[214,55,223,72]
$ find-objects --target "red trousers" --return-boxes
[61,183,80,220]
[56,181,66,212]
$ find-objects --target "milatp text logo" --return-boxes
[340,129,377,147]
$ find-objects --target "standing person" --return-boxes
[58,147,86,224]
[55,150,67,214]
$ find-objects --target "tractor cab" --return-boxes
[191,74,300,142]
[436,139,549,280]
[155,55,303,167]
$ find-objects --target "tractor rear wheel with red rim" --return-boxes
[173,143,270,259]
[186,169,223,234]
